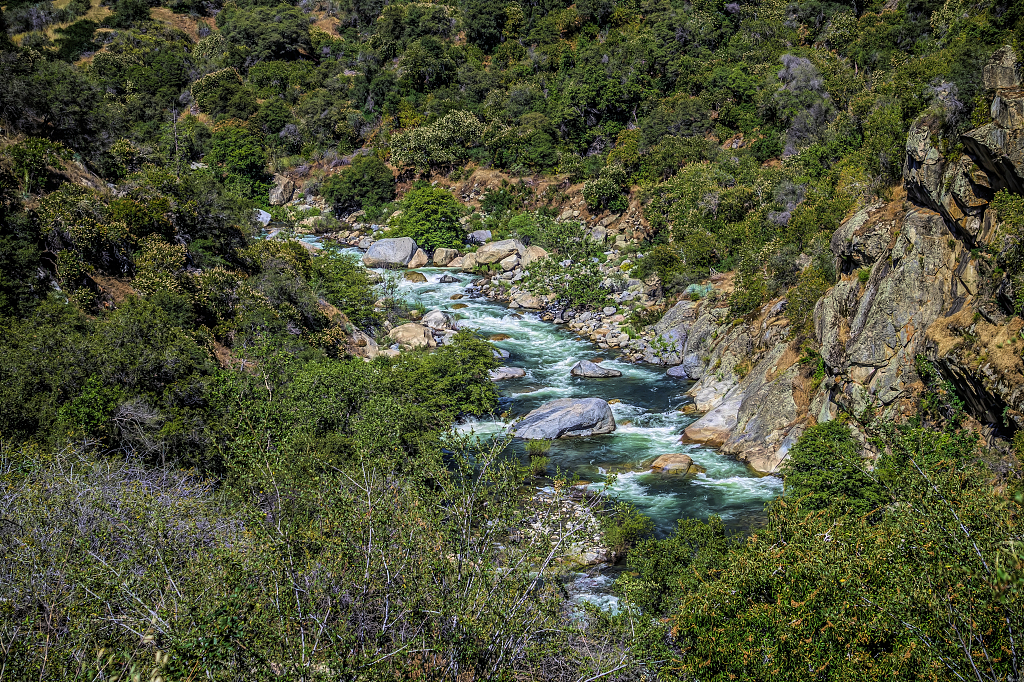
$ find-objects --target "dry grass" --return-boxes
[150,7,204,41]
[10,0,111,43]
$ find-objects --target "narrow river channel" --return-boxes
[390,267,783,537]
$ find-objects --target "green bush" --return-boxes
[601,501,654,556]
[620,421,1020,681]
[321,153,396,214]
[5,137,72,193]
[388,185,465,251]
[525,438,552,455]
[310,249,380,329]
[783,420,885,516]
[786,267,833,336]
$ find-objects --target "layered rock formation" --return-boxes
[653,46,1024,471]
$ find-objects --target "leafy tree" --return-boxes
[5,138,72,193]
[783,419,885,516]
[311,250,380,329]
[462,0,505,51]
[190,69,258,119]
[216,4,311,65]
[205,124,268,198]
[388,185,464,251]
[104,0,150,29]
[390,111,485,170]
[321,153,395,214]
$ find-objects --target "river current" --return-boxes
[391,266,783,537]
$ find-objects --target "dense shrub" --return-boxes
[388,185,464,251]
[620,420,1023,680]
[321,153,395,214]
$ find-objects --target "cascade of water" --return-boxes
[301,238,782,608]
[400,268,782,536]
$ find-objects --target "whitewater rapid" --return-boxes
[394,266,783,536]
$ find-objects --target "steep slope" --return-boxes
[650,46,1024,472]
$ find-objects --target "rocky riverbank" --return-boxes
[291,47,1024,480]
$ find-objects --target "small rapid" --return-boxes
[395,267,783,537]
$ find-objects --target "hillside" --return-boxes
[2,0,1024,678]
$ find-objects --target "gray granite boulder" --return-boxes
[362,237,418,268]
[571,360,622,378]
[514,398,616,439]
[489,366,527,380]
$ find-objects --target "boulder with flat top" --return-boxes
[571,360,622,378]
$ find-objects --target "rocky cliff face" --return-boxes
[651,46,1024,473]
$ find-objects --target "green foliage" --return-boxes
[206,125,268,198]
[627,305,665,329]
[390,111,485,171]
[321,153,395,214]
[601,501,655,556]
[104,0,150,29]
[582,164,629,212]
[310,249,381,329]
[623,420,1021,681]
[525,254,608,308]
[992,189,1024,314]
[629,244,683,284]
[528,454,550,475]
[916,354,967,428]
[5,138,72,194]
[215,4,312,64]
[617,515,735,616]
[388,185,464,251]
[525,438,552,455]
[787,266,833,336]
[783,420,885,516]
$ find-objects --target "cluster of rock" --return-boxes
[385,309,460,354]
[525,488,612,566]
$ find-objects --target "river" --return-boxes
[390,267,783,537]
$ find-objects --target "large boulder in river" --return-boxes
[475,239,521,264]
[408,248,429,268]
[489,366,526,380]
[362,237,418,268]
[514,398,616,439]
[421,309,455,330]
[389,322,434,349]
[433,248,459,266]
[571,360,622,378]
[650,453,704,474]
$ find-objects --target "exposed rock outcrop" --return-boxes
[269,175,295,205]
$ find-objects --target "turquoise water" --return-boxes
[394,267,782,537]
